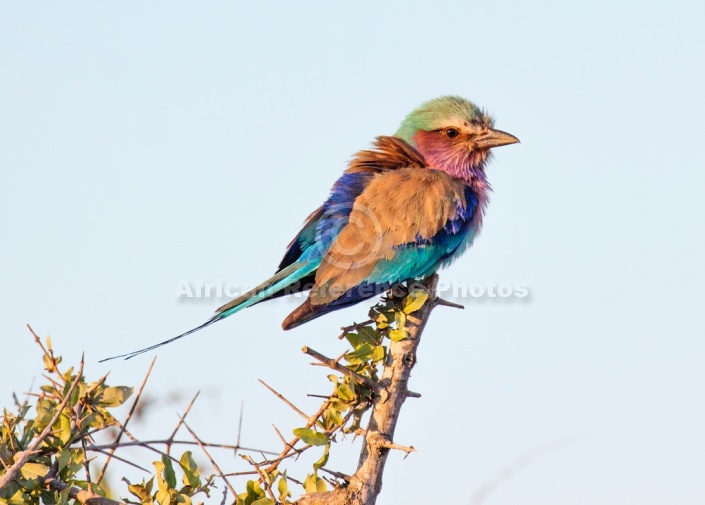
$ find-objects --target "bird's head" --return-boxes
[395,96,519,180]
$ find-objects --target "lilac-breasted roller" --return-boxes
[105,96,518,360]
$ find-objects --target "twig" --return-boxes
[302,346,378,391]
[27,325,63,379]
[434,297,465,309]
[337,320,374,340]
[182,419,238,502]
[258,379,308,421]
[88,439,275,455]
[166,391,201,455]
[223,470,259,477]
[297,275,440,505]
[43,475,123,505]
[234,401,244,459]
[319,467,351,482]
[378,438,416,456]
[89,446,150,473]
[272,425,295,452]
[12,376,34,412]
[79,421,93,493]
[264,399,332,474]
[96,356,156,484]
[91,422,185,465]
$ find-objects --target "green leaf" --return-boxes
[303,474,327,493]
[58,486,72,505]
[403,290,429,314]
[20,462,49,479]
[154,457,178,505]
[344,332,363,349]
[336,383,356,402]
[322,408,343,430]
[126,481,153,505]
[43,353,56,372]
[293,428,329,446]
[388,328,408,342]
[176,494,193,504]
[57,412,72,445]
[369,345,385,363]
[179,451,201,488]
[251,499,275,505]
[241,480,266,504]
[374,313,389,329]
[55,449,71,473]
[394,310,406,329]
[68,381,83,407]
[277,471,290,501]
[59,449,85,480]
[345,344,374,364]
[357,326,380,344]
[162,454,177,489]
[154,460,167,490]
[96,386,133,407]
[313,443,330,472]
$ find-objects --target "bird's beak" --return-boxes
[475,128,520,149]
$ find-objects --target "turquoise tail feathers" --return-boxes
[99,261,319,361]
[214,261,318,318]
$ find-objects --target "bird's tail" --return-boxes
[99,261,318,361]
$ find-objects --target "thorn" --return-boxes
[379,439,416,457]
[434,297,465,309]
[258,379,308,421]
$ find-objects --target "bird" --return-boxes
[102,96,518,360]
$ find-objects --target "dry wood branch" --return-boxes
[259,379,309,420]
[296,274,440,505]
[337,320,374,340]
[182,420,238,503]
[166,391,201,456]
[378,439,415,456]
[27,325,63,379]
[264,399,332,474]
[43,476,124,505]
[88,439,274,455]
[434,297,465,309]
[234,401,244,460]
[302,346,378,391]
[90,422,185,467]
[89,446,150,473]
[0,354,85,492]
[42,462,122,505]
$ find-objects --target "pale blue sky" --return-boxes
[2,2,704,504]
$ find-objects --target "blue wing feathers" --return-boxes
[279,172,372,270]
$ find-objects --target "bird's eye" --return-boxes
[444,128,460,138]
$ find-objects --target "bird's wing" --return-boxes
[311,166,474,305]
[276,205,325,271]
[277,136,428,272]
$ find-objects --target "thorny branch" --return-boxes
[297,274,440,505]
[5,275,443,505]
[0,353,84,492]
[96,356,157,484]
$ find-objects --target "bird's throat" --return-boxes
[412,130,490,184]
